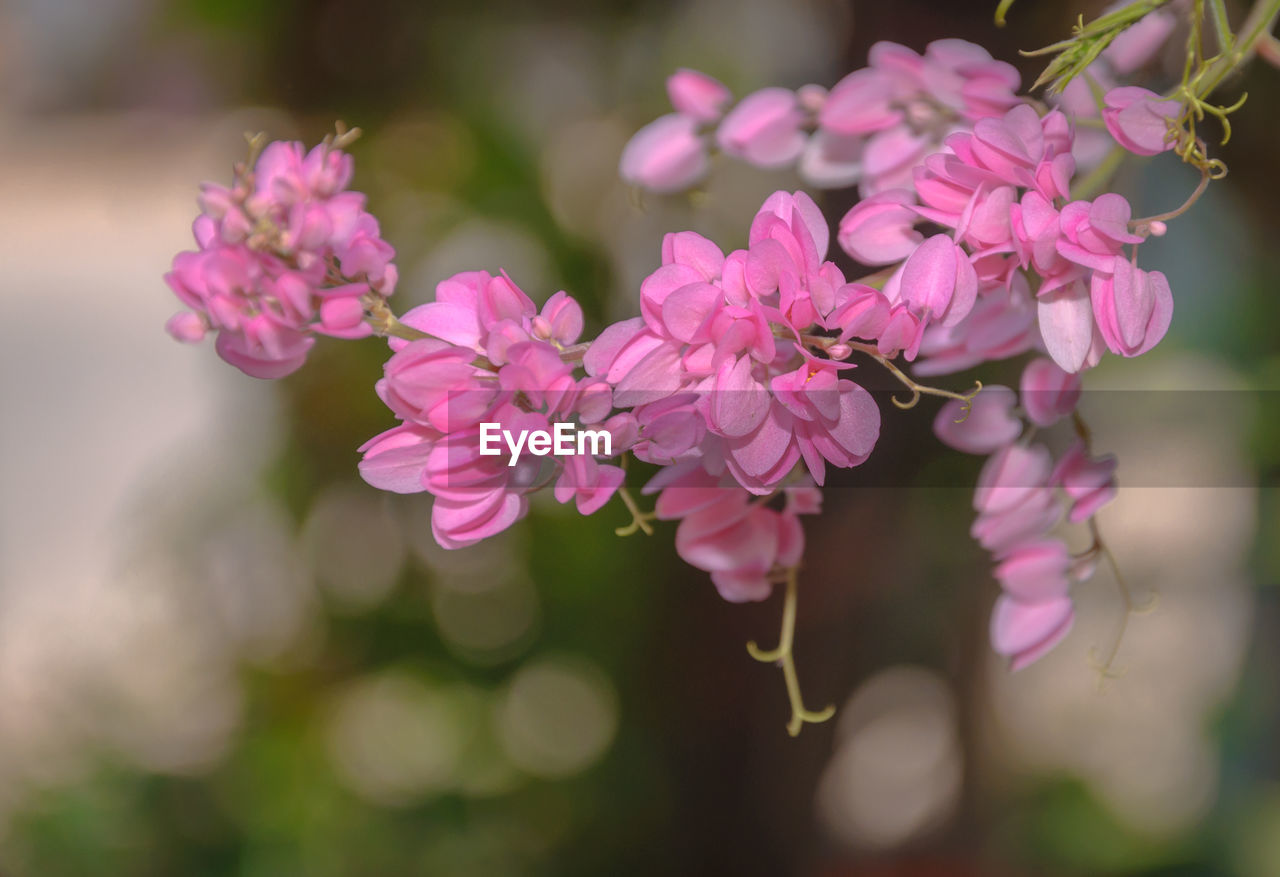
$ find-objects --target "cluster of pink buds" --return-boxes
[934,355,1117,669]
[585,191,881,496]
[621,40,1023,196]
[836,103,1173,376]
[164,127,398,378]
[357,272,626,548]
[644,464,822,603]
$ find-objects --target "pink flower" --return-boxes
[1103,86,1182,156]
[1020,357,1082,427]
[993,539,1071,602]
[933,385,1021,454]
[1052,440,1118,523]
[820,69,901,135]
[619,114,709,192]
[667,69,732,122]
[377,338,497,433]
[974,443,1054,518]
[913,278,1037,376]
[882,234,978,329]
[716,88,807,168]
[624,39,1023,196]
[1056,194,1143,272]
[648,464,819,602]
[1037,279,1103,374]
[1090,259,1174,357]
[837,189,924,265]
[165,134,396,378]
[990,592,1074,670]
[357,423,440,494]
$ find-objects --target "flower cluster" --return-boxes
[585,190,881,498]
[621,40,1023,195]
[836,103,1173,376]
[166,0,1258,731]
[645,463,822,603]
[164,130,397,378]
[357,271,626,548]
[933,355,1119,669]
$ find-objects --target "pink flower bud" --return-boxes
[1051,440,1118,523]
[933,385,1021,454]
[619,113,709,192]
[837,189,924,265]
[797,84,828,113]
[892,234,978,327]
[990,592,1074,671]
[1102,87,1182,156]
[666,68,732,122]
[1090,259,1174,358]
[1019,357,1082,427]
[320,296,366,333]
[716,88,806,168]
[166,312,207,343]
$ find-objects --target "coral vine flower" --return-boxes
[619,114,710,192]
[621,39,1022,197]
[165,132,397,378]
[646,463,820,603]
[1103,86,1183,156]
[360,272,623,548]
[587,191,882,493]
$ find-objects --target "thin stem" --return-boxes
[1194,0,1280,97]
[614,485,655,537]
[842,341,983,415]
[746,568,835,736]
[364,296,431,341]
[1071,412,1156,684]
[1208,0,1237,52]
[1131,161,1212,230]
[558,342,590,363]
[1085,518,1157,684]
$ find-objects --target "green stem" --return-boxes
[1195,0,1280,97]
[746,568,835,737]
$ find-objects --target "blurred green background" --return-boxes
[0,1,1278,875]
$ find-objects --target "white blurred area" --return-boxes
[817,666,963,849]
[0,107,301,816]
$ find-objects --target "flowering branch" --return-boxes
[161,0,1275,736]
